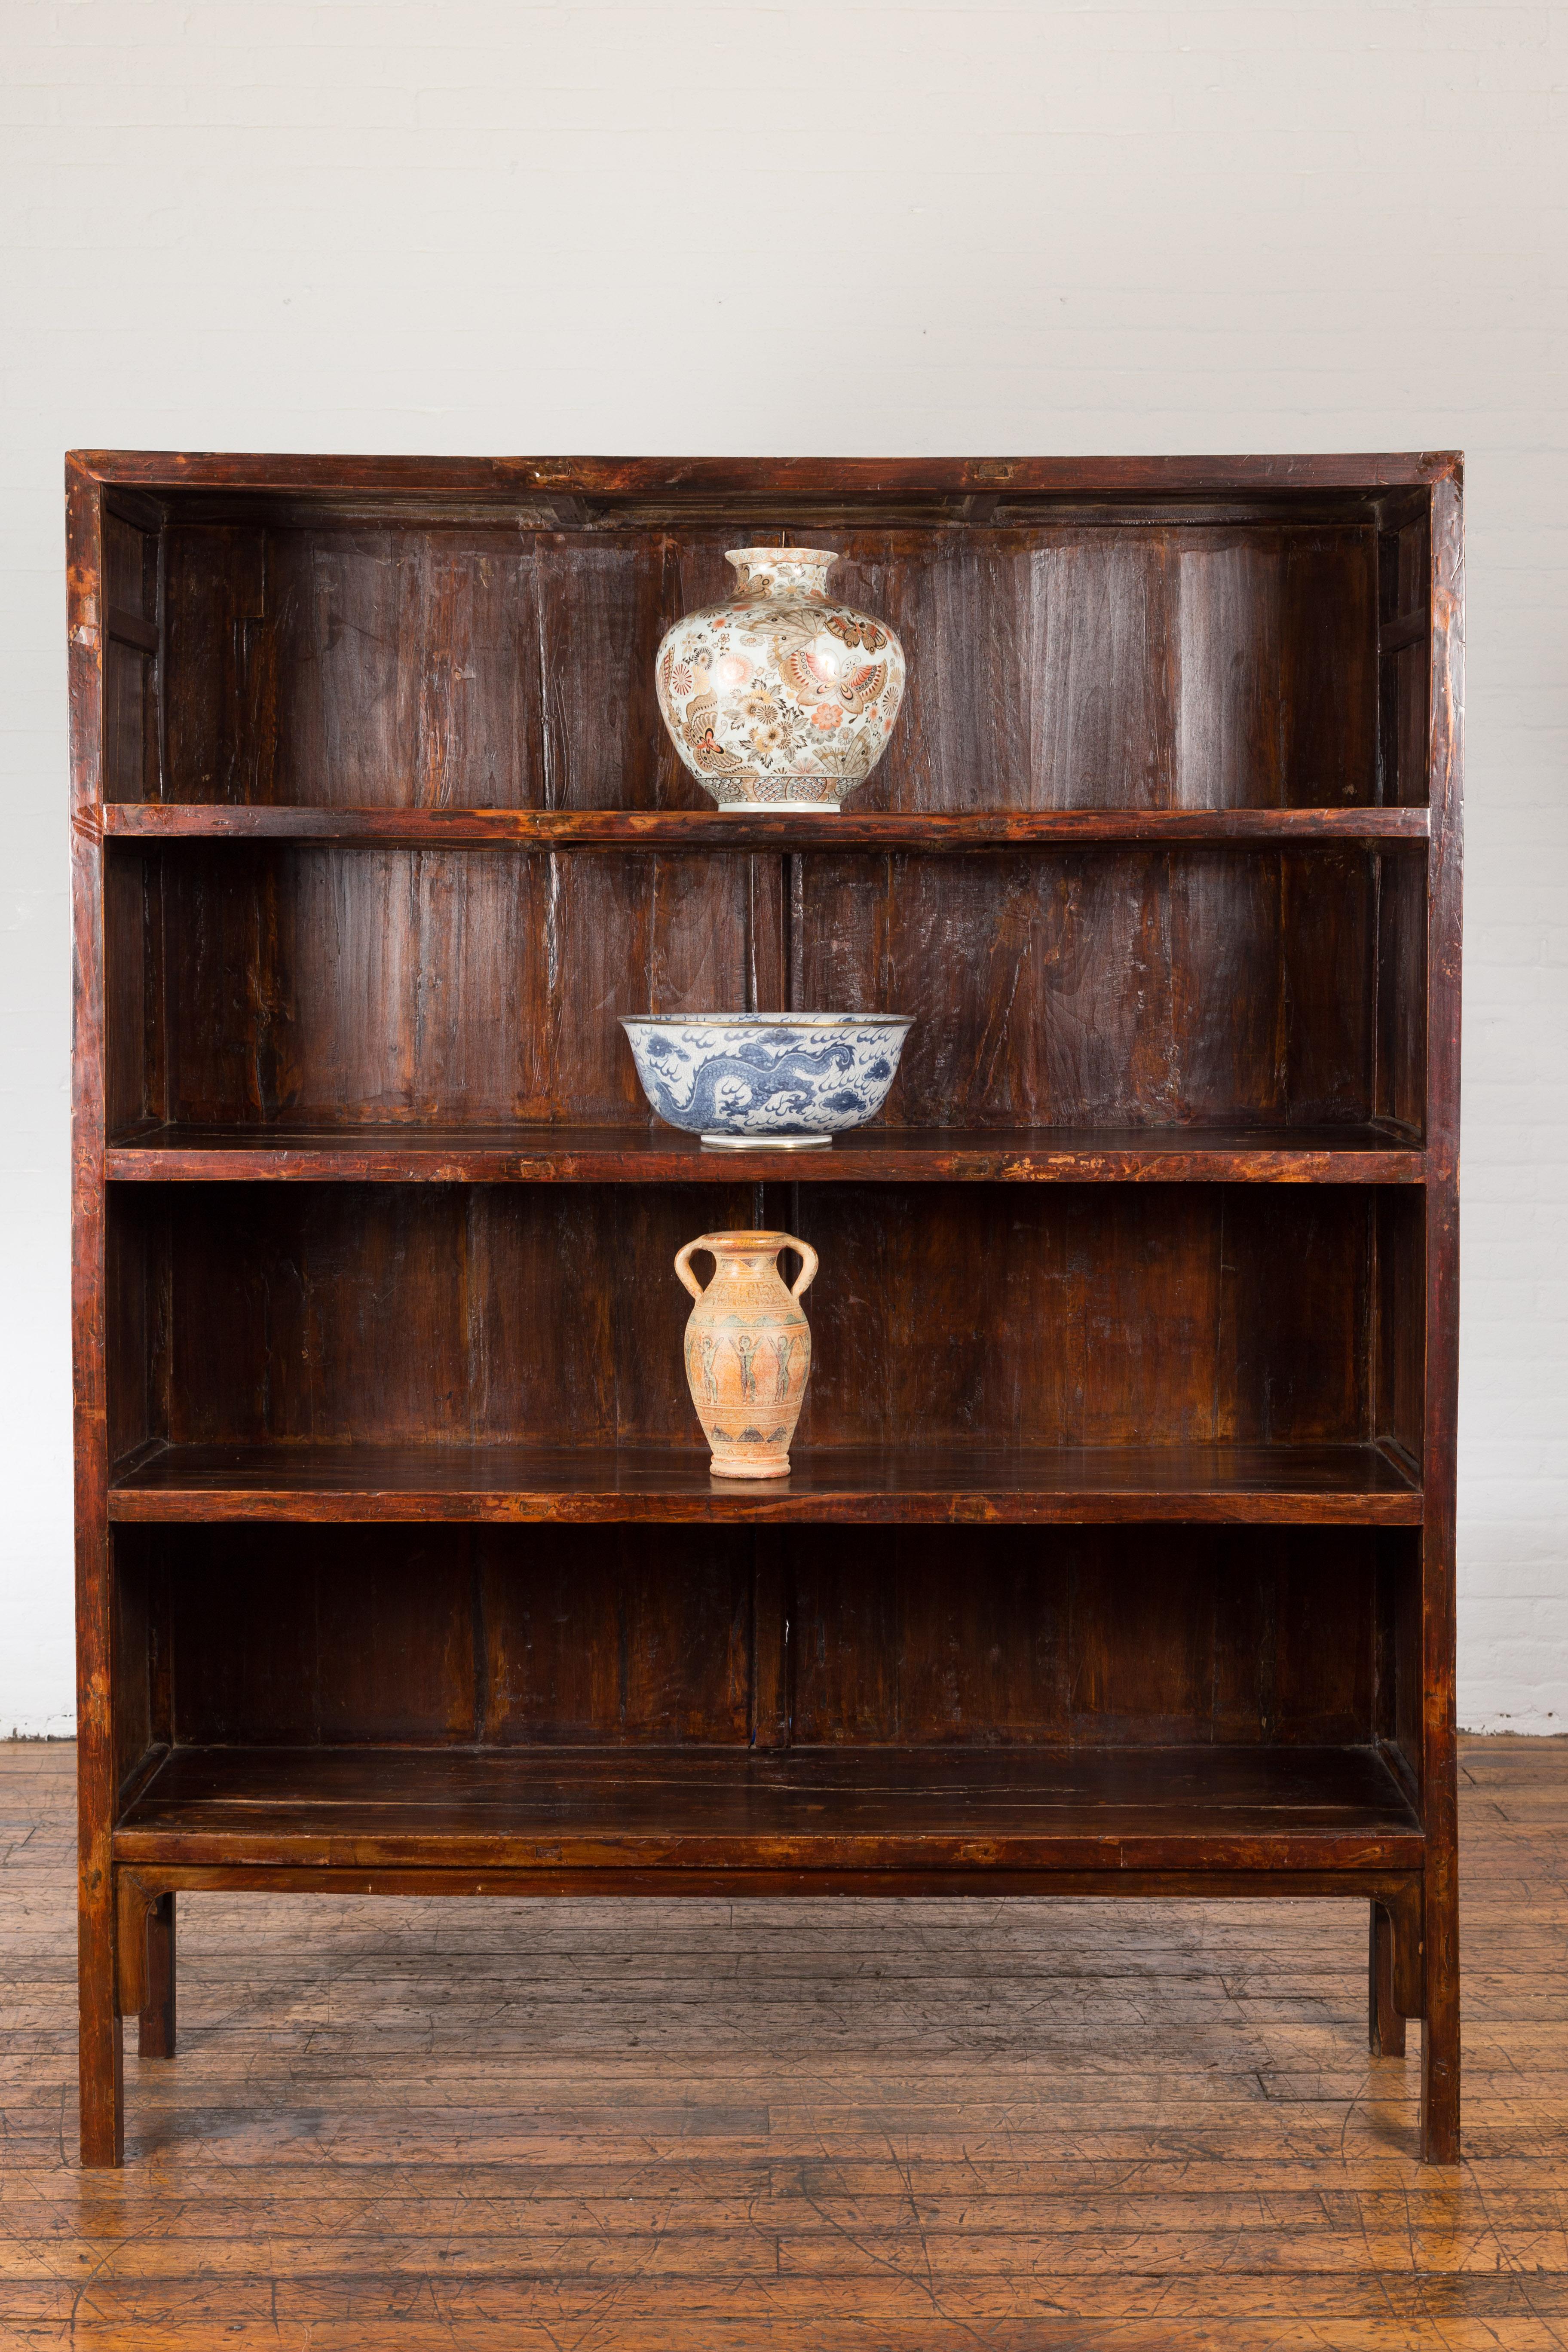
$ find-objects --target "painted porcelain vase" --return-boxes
[675,1230,818,1478]
[655,548,906,810]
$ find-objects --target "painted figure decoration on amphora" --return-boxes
[655,547,906,810]
[675,1230,818,1478]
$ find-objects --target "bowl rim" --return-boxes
[621,1011,913,1031]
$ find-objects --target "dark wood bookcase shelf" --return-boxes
[101,802,1432,849]
[71,450,1462,2168]
[107,1438,1424,1525]
[106,1123,1426,1184]
[114,1744,1425,1879]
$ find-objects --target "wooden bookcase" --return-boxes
[69,451,1463,2167]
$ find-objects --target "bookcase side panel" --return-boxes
[68,460,124,2166]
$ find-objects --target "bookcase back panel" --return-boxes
[127,1526,753,1749]
[109,842,1421,1133]
[155,516,1380,812]
[107,1183,1413,1452]
[144,844,756,1126]
[786,1525,1379,1748]
[120,1521,1381,1751]
[800,848,1386,1128]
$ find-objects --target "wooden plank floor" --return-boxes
[3,1739,1566,2350]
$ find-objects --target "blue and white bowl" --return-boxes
[621,1013,914,1148]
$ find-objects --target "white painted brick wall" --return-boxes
[2,0,1562,1732]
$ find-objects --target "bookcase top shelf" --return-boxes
[101,804,1432,850]
[72,444,1463,521]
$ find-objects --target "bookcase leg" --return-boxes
[78,1882,123,2168]
[1420,1868,1461,2165]
[1368,1901,1406,2058]
[138,1893,177,2060]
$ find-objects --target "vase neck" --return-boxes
[704,1230,787,1273]
[725,547,837,603]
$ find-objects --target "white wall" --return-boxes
[3,0,1563,1734]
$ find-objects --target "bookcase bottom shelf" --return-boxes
[108,1442,1422,1525]
[115,1743,1422,1877]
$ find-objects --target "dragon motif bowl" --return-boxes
[621,1014,914,1148]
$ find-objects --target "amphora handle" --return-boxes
[674,1237,710,1302]
[674,1231,819,1302]
[778,1234,818,1300]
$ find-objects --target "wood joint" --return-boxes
[107,606,159,655]
[1378,1883,1425,2018]
[1378,611,1428,657]
[114,1869,157,2017]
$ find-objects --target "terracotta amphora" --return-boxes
[675,1230,818,1479]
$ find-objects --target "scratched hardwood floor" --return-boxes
[2,1739,1566,2351]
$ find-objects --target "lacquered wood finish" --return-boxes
[68,456,122,2168]
[113,1744,1423,1876]
[100,804,1432,845]
[1415,467,1464,2162]
[70,450,1461,2168]
[107,1439,1423,1524]
[106,1123,1426,1185]
[15,1740,1562,2348]
[103,843,1422,1132]
[103,1182,1418,1454]
[108,1519,1393,1760]
[74,447,1462,493]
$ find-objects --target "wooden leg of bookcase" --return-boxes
[1368,1901,1406,2058]
[138,1893,177,2060]
[1421,1863,1461,2164]
[78,1878,123,2168]
[77,1519,124,2168]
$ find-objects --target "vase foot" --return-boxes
[709,1456,792,1480]
[700,1132,831,1151]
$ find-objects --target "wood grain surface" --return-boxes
[2,1734,1556,2350]
[104,1123,1428,1185]
[73,448,1464,492]
[106,1519,1401,1766]
[71,451,1462,2171]
[101,839,1426,1132]
[102,1183,1413,1454]
[99,806,1433,841]
[105,1438,1424,1524]
[110,1743,1423,1874]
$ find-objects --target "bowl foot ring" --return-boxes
[699,1132,832,1151]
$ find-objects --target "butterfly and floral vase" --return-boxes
[655,548,906,810]
[675,1229,818,1478]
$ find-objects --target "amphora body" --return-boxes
[675,1230,817,1478]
